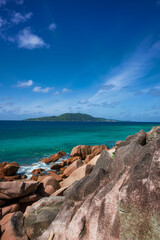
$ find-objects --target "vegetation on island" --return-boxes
[24,113,118,122]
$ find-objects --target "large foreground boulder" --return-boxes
[118,149,160,240]
[38,128,160,240]
[24,196,65,240]
[116,129,146,149]
[0,212,15,233]
[1,211,28,240]
[91,150,112,174]
[64,168,107,201]
[146,126,160,142]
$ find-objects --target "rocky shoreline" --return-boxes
[0,126,160,239]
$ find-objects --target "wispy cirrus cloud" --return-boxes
[0,102,21,117]
[33,86,54,93]
[78,99,119,108]
[11,11,32,24]
[88,101,119,108]
[89,38,160,105]
[17,28,47,49]
[17,79,33,87]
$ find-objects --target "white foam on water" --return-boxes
[17,153,70,179]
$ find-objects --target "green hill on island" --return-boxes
[24,113,118,122]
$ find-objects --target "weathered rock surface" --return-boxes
[38,128,160,240]
[3,174,21,181]
[40,151,66,163]
[0,200,6,206]
[146,125,160,142]
[70,144,108,163]
[118,149,160,240]
[51,186,68,197]
[47,171,62,182]
[86,154,100,166]
[92,150,112,174]
[64,156,82,165]
[50,163,63,170]
[60,164,93,188]
[64,168,107,201]
[29,175,38,181]
[1,211,28,240]
[0,180,39,199]
[0,162,8,168]
[63,159,83,177]
[116,129,146,149]
[31,168,44,175]
[0,161,20,182]
[0,212,15,233]
[0,168,4,181]
[3,162,20,176]
[1,203,20,218]
[19,193,40,204]
[37,176,60,197]
[24,196,65,240]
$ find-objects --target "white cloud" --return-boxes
[11,12,32,24]
[49,22,56,32]
[62,88,72,93]
[17,28,47,49]
[54,91,59,95]
[33,86,54,93]
[17,80,33,87]
[0,0,7,7]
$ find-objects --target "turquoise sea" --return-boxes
[0,121,160,165]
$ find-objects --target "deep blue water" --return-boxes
[0,121,159,165]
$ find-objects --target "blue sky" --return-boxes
[0,0,160,121]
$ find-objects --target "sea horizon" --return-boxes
[1,119,160,123]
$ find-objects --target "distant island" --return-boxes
[24,113,119,122]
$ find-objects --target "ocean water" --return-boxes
[0,121,159,178]
[0,121,159,164]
